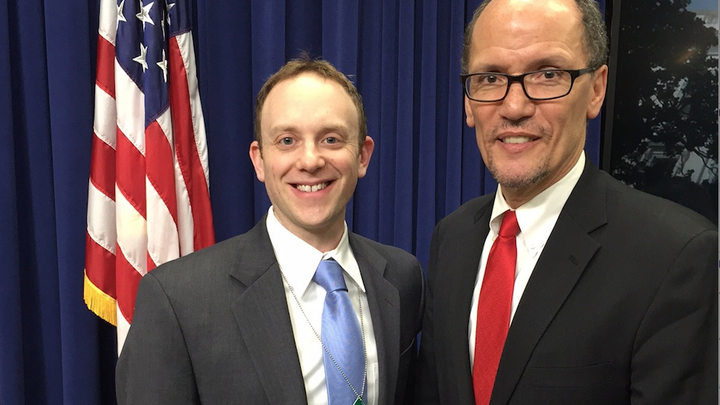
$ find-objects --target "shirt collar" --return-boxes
[491,152,585,249]
[265,207,365,296]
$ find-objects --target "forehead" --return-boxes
[261,72,359,131]
[470,0,586,71]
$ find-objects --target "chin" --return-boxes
[493,167,548,190]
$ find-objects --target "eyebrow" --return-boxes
[268,124,298,134]
[474,56,572,73]
[268,123,350,135]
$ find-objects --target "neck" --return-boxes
[500,184,546,209]
[501,151,584,209]
[289,224,345,253]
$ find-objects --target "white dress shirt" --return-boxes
[468,153,586,366]
[266,207,379,405]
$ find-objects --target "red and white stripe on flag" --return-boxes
[84,0,215,350]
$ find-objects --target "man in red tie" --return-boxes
[414,0,718,404]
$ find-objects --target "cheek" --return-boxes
[564,103,589,137]
[541,103,575,136]
[262,163,287,187]
[472,114,493,149]
[471,105,496,132]
[547,109,586,157]
[269,155,294,174]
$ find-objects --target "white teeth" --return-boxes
[296,183,328,192]
[503,136,532,144]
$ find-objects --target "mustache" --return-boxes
[491,120,548,138]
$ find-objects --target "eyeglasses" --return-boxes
[460,67,597,102]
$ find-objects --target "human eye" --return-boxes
[543,70,559,79]
[531,70,564,83]
[278,137,296,147]
[322,132,347,147]
[475,73,504,86]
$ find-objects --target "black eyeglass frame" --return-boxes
[460,67,598,102]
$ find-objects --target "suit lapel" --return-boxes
[228,221,308,405]
[433,198,494,403]
[349,234,399,405]
[490,162,608,405]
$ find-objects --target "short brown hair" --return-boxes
[461,0,608,74]
[254,54,368,150]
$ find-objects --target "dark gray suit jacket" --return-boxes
[415,161,718,404]
[116,219,424,404]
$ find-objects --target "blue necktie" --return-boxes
[313,259,366,405]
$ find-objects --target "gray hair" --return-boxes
[461,0,609,73]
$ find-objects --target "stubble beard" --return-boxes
[489,161,550,190]
[485,122,551,190]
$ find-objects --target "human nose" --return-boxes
[498,81,535,121]
[296,142,325,171]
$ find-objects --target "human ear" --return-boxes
[249,141,265,182]
[587,65,608,119]
[357,136,375,178]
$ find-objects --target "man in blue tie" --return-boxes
[116,55,424,405]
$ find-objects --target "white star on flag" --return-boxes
[157,50,168,82]
[117,0,127,23]
[166,1,175,26]
[133,43,148,71]
[136,1,155,30]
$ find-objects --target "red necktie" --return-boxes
[472,210,520,405]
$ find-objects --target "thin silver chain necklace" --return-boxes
[281,270,368,405]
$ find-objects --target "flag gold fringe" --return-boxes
[83,270,117,326]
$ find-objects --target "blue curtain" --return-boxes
[0,0,604,403]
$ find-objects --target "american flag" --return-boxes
[84,0,215,350]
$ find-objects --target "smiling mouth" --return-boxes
[295,182,330,192]
[502,136,534,144]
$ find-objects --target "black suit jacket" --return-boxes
[116,219,424,404]
[415,161,718,404]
